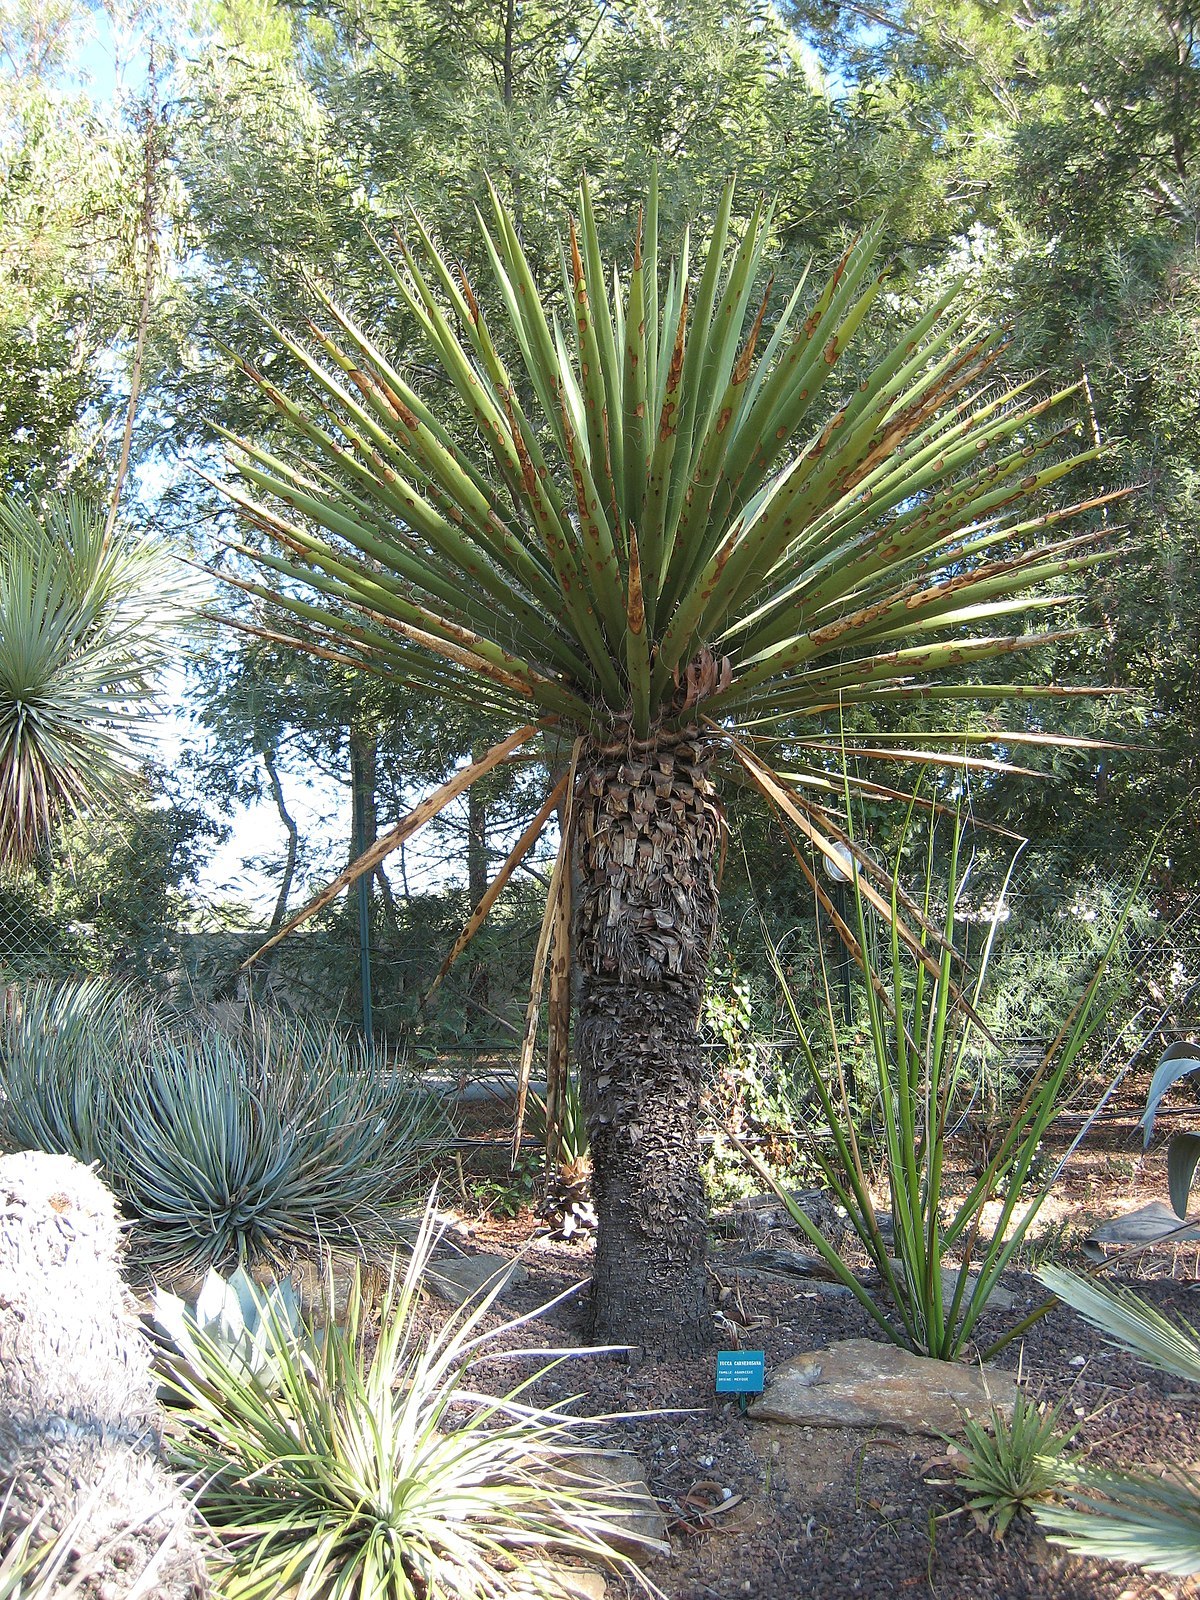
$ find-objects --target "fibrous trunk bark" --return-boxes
[573,731,721,1355]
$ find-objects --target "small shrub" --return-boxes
[164,1204,664,1599]
[463,1150,543,1220]
[733,811,1143,1359]
[0,981,452,1275]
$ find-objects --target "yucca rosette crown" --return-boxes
[0,494,187,870]
[218,177,1117,767]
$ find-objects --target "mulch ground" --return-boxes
[446,1108,1200,1600]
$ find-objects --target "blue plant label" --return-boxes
[715,1349,765,1394]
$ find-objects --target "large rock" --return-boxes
[1087,1200,1200,1248]
[0,1151,209,1597]
[748,1338,1018,1436]
[423,1250,527,1306]
[884,1260,1016,1314]
[558,1451,669,1560]
[510,1562,608,1599]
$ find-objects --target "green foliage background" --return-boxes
[2,0,1197,1025]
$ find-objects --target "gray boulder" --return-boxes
[749,1337,1018,1436]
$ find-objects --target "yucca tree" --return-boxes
[0,494,188,871]
[220,178,1121,1353]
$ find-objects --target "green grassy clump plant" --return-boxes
[733,807,1143,1360]
[163,1203,665,1599]
[0,980,451,1275]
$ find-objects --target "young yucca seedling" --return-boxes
[164,1201,665,1599]
[529,1076,595,1240]
[950,1388,1084,1538]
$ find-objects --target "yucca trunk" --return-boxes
[574,732,721,1354]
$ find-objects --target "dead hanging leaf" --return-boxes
[673,648,733,713]
[543,841,573,1171]
[512,739,582,1164]
[243,724,542,968]
[425,773,567,1000]
[725,734,976,1007]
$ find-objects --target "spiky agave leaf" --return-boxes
[217,176,1122,947]
[0,493,191,870]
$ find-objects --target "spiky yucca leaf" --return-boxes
[220,176,1118,787]
[952,1391,1083,1537]
[0,493,189,869]
[168,1200,664,1599]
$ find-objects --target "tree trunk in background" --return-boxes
[348,730,379,864]
[263,743,298,942]
[466,757,490,1033]
[349,729,378,1032]
[573,731,721,1355]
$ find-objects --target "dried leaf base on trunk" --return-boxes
[575,733,721,1355]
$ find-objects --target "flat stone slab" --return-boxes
[423,1252,527,1307]
[738,1247,845,1280]
[510,1563,607,1599]
[885,1260,1015,1314]
[749,1338,1017,1436]
[1088,1200,1200,1247]
[565,1451,669,1559]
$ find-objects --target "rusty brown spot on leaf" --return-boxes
[734,278,773,388]
[627,524,646,635]
[456,266,481,325]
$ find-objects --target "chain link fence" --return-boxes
[0,866,544,1078]
[4,845,1199,1092]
